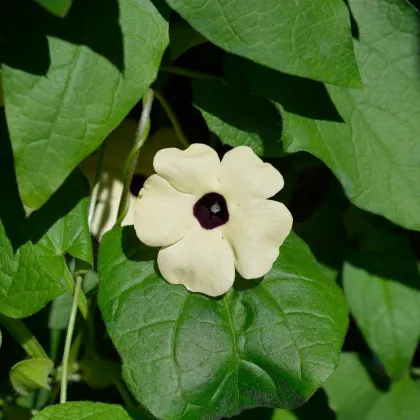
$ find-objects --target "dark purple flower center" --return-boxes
[193,192,229,230]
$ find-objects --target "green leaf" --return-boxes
[0,110,86,318]
[366,376,420,420]
[35,0,72,17]
[164,0,360,87]
[10,358,53,395]
[343,237,420,379]
[324,353,381,420]
[33,402,147,420]
[169,20,206,60]
[225,0,420,231]
[2,0,169,209]
[98,227,348,420]
[193,79,283,157]
[27,169,92,265]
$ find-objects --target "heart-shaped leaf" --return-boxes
[2,0,168,209]
[98,227,348,420]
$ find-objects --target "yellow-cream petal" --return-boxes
[223,200,293,279]
[154,143,220,195]
[219,146,284,206]
[157,225,235,297]
[134,175,195,247]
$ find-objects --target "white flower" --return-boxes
[134,144,293,297]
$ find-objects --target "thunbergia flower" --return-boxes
[134,144,293,297]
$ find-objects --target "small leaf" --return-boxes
[27,169,92,265]
[10,358,53,395]
[33,402,148,420]
[324,353,381,420]
[35,0,72,17]
[343,236,420,379]
[2,0,169,209]
[193,79,283,157]
[169,21,206,60]
[98,227,348,420]
[366,376,420,420]
[164,0,360,87]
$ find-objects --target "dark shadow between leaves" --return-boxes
[224,56,344,123]
[344,0,360,40]
[2,0,124,77]
[121,226,159,263]
[0,109,90,251]
[193,79,284,157]
[0,109,28,250]
[345,234,420,295]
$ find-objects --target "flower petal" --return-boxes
[154,143,220,195]
[134,175,195,247]
[223,200,293,279]
[219,146,284,205]
[157,225,235,297]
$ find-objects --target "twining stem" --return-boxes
[63,265,88,320]
[88,138,108,229]
[115,89,154,226]
[160,64,220,81]
[154,90,189,149]
[60,275,82,404]
[0,315,48,359]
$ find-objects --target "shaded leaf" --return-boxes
[366,376,420,420]
[164,0,360,87]
[98,227,348,420]
[169,20,206,60]
[324,353,381,420]
[193,79,283,156]
[2,0,169,209]
[343,236,420,379]
[35,0,72,17]
[28,169,92,265]
[10,358,53,395]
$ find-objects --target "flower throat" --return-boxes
[193,192,229,230]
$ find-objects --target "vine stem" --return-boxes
[88,138,108,229]
[63,265,88,320]
[154,90,189,149]
[0,315,48,359]
[115,89,154,226]
[60,275,82,404]
[160,64,220,81]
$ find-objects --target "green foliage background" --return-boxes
[1,0,420,419]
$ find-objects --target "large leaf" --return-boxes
[164,0,360,87]
[33,402,147,420]
[224,0,420,231]
[2,0,168,209]
[98,227,348,420]
[343,236,420,379]
[324,353,381,420]
[193,79,283,157]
